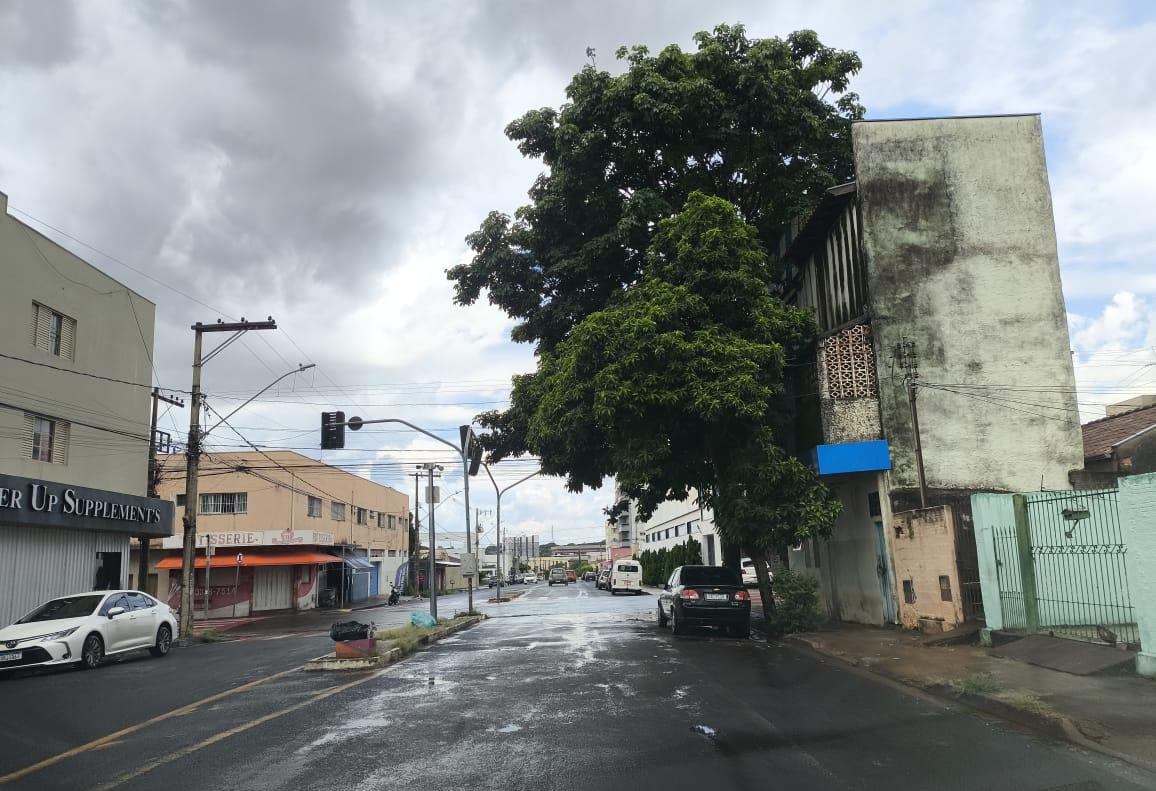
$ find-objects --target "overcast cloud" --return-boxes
[1,0,1153,547]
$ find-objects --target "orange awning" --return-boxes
[155,550,340,570]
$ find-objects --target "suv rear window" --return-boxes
[616,564,638,572]
[680,567,741,586]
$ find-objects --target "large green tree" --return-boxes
[450,25,860,628]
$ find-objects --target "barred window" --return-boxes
[199,492,247,515]
[331,502,346,521]
[388,514,396,529]
[355,507,367,525]
[307,496,322,518]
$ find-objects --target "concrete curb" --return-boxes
[303,614,487,672]
[784,635,1156,776]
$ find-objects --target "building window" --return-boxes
[388,549,397,557]
[376,512,385,528]
[902,579,916,604]
[176,494,187,508]
[388,514,396,529]
[307,496,322,518]
[674,525,680,537]
[939,575,953,602]
[355,507,367,525]
[199,492,247,515]
[23,413,68,464]
[32,303,76,360]
[867,492,882,518]
[331,502,346,521]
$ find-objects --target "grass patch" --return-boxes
[997,690,1051,715]
[374,615,477,656]
[194,629,232,643]
[950,673,1001,697]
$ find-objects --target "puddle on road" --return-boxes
[487,724,522,734]
[691,724,717,739]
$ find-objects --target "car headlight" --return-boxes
[37,627,79,642]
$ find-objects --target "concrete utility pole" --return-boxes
[896,339,929,508]
[180,318,276,641]
[410,472,422,597]
[140,388,182,593]
[418,463,444,620]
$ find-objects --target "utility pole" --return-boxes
[180,318,276,642]
[896,339,929,508]
[417,463,444,620]
[140,388,182,593]
[410,472,422,597]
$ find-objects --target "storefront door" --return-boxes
[252,566,293,611]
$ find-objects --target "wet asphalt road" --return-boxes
[2,582,1154,791]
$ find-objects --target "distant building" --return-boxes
[1080,397,1156,487]
[0,190,172,627]
[638,491,720,565]
[145,451,408,614]
[501,533,538,572]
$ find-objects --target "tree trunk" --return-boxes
[721,539,741,574]
[750,551,777,641]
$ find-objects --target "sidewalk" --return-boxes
[786,623,1156,773]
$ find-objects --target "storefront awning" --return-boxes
[342,556,375,571]
[155,550,341,570]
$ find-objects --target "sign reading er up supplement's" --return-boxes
[0,472,174,537]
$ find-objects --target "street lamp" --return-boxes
[482,464,541,603]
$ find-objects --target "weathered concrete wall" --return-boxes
[890,506,965,632]
[821,473,886,624]
[853,115,1083,494]
[1117,473,1156,677]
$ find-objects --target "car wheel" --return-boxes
[149,624,173,658]
[77,633,104,670]
[657,602,668,627]
[671,606,687,636]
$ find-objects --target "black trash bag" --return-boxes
[329,621,371,642]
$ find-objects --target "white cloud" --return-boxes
[1071,291,1156,421]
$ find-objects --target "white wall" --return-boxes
[638,490,715,556]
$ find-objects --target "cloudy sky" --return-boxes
[1,0,1154,548]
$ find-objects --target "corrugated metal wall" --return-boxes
[0,524,128,626]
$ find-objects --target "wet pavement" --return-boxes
[2,581,1154,790]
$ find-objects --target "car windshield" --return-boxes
[17,594,104,623]
[680,567,741,586]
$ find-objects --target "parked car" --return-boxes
[583,571,596,581]
[566,570,577,583]
[547,567,568,586]
[523,574,539,584]
[608,559,643,595]
[0,590,177,671]
[740,558,772,588]
[657,565,751,638]
[596,569,611,590]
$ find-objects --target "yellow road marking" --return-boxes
[88,665,400,791]
[0,667,300,785]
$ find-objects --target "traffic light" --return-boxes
[461,425,484,476]
[321,411,345,449]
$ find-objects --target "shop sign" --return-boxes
[0,472,172,537]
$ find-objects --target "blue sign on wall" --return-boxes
[813,440,892,476]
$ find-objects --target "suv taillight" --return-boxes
[679,589,700,601]
[734,590,751,601]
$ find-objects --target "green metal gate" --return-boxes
[992,489,1137,646]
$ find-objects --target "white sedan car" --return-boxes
[522,574,539,584]
[0,590,177,672]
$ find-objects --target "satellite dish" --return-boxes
[348,416,364,432]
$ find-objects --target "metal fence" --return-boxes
[992,489,1138,647]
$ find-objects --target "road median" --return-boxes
[304,613,486,672]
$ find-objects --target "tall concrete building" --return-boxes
[781,114,1084,629]
[0,190,172,627]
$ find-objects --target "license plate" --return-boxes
[705,593,728,601]
[0,652,20,662]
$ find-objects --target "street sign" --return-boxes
[460,552,477,577]
[425,485,440,503]
[236,553,244,565]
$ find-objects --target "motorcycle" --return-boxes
[387,583,401,606]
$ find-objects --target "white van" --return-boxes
[608,559,643,595]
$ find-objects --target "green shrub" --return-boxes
[766,568,821,634]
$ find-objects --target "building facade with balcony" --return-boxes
[638,490,721,566]
[779,115,1084,630]
[142,451,408,616]
[0,190,172,627]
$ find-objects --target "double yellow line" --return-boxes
[0,664,393,789]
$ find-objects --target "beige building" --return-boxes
[142,450,409,616]
[0,190,172,628]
